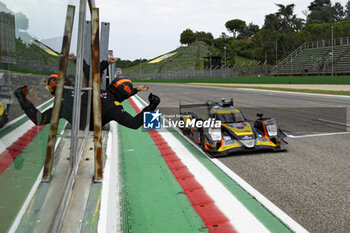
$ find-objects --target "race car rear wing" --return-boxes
[179,101,208,114]
[179,98,234,114]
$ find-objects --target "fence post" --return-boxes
[42,5,75,181]
[100,21,110,90]
[91,8,103,182]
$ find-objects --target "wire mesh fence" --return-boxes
[123,64,273,80]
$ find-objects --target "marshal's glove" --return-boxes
[148,93,160,111]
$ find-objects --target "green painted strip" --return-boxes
[170,132,292,233]
[119,101,208,233]
[15,183,51,233]
[0,119,66,233]
[0,99,53,139]
[81,183,102,233]
[134,95,292,233]
[81,130,109,232]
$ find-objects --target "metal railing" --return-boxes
[125,63,273,80]
[272,36,350,75]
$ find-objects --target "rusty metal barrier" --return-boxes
[42,5,75,182]
[91,8,103,182]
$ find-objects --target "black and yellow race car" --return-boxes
[0,76,12,129]
[179,98,287,157]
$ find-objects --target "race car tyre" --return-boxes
[0,105,9,129]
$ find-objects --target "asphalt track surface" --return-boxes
[4,77,350,232]
[138,84,350,233]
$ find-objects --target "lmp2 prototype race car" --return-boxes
[179,98,287,157]
[0,74,12,129]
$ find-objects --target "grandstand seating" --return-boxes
[272,43,350,75]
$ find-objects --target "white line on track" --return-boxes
[0,120,39,154]
[238,88,350,99]
[8,121,68,233]
[317,118,350,127]
[287,131,350,138]
[170,124,308,232]
[0,98,53,132]
[134,95,308,233]
[98,121,121,233]
[132,96,270,232]
[0,99,54,154]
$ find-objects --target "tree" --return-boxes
[253,4,304,64]
[346,0,350,19]
[264,13,281,31]
[307,0,340,24]
[194,31,214,44]
[180,29,196,45]
[225,19,246,38]
[15,12,29,31]
[263,4,304,32]
[334,2,345,21]
[275,4,304,31]
[307,5,336,23]
[308,0,331,11]
[240,22,259,37]
[220,32,229,39]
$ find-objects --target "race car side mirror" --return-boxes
[257,113,264,119]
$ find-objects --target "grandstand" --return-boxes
[272,37,350,75]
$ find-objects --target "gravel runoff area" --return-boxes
[190,83,350,92]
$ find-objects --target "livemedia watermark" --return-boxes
[143,110,221,131]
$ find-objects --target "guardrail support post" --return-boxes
[91,8,103,182]
[42,5,75,182]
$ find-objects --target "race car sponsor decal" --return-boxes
[242,135,253,140]
[213,109,240,114]
[230,123,247,129]
[223,122,253,136]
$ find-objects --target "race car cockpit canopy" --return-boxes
[208,106,245,123]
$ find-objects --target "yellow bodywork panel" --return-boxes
[213,109,240,114]
[0,102,4,115]
[182,115,194,124]
[218,143,240,152]
[256,137,280,147]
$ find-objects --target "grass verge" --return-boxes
[190,84,350,96]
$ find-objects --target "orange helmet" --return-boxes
[47,73,72,95]
[109,76,133,98]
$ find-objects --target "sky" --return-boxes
[97,0,349,60]
[3,0,350,60]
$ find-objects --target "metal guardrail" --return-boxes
[125,64,272,80]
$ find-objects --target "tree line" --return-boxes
[180,0,350,66]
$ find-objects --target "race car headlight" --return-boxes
[266,123,278,137]
[241,139,255,148]
[208,128,222,141]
